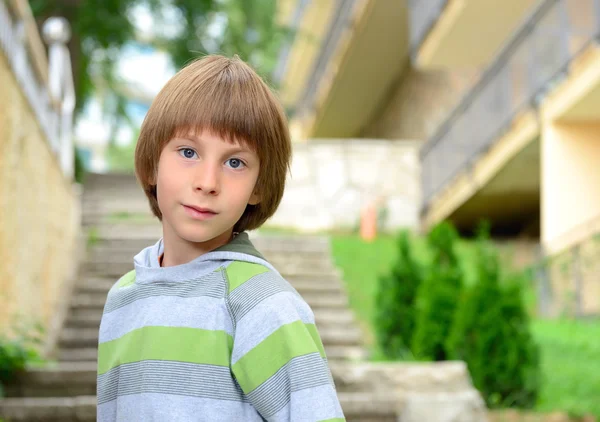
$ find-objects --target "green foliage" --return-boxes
[106,140,137,172]
[87,226,100,247]
[74,147,87,184]
[31,0,292,121]
[412,221,463,361]
[374,230,422,359]
[0,320,45,398]
[446,223,541,409]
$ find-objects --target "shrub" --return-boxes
[374,230,422,359]
[412,221,463,361]
[0,320,44,398]
[446,223,541,408]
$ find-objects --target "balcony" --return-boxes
[289,0,410,139]
[409,0,537,69]
[420,0,600,230]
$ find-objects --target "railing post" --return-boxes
[594,0,600,39]
[42,17,75,179]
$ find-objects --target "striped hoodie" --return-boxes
[97,232,345,421]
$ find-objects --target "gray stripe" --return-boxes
[97,360,247,405]
[99,295,233,343]
[228,271,299,322]
[104,271,226,314]
[246,353,333,418]
[266,383,345,422]
[97,392,265,422]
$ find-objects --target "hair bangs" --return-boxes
[157,60,275,156]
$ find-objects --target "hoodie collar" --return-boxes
[133,231,273,284]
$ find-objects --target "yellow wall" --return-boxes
[542,121,600,253]
[416,0,537,69]
[279,0,337,106]
[0,52,80,336]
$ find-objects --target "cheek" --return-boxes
[156,157,179,206]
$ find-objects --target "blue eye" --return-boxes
[179,148,197,159]
[226,158,245,169]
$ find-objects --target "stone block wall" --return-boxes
[268,138,420,232]
[0,52,80,336]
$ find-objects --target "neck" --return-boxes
[161,227,234,267]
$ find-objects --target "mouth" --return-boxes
[182,204,218,220]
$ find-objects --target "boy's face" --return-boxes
[155,128,260,246]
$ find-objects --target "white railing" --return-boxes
[0,0,75,178]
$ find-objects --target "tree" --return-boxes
[374,230,423,359]
[446,222,541,408]
[30,0,290,118]
[411,221,463,361]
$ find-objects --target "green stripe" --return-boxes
[226,261,269,293]
[98,326,233,375]
[232,321,324,393]
[306,323,326,358]
[117,270,136,288]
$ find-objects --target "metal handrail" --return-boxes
[420,0,599,209]
[295,0,360,117]
[408,0,449,55]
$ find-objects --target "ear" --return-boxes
[248,190,261,206]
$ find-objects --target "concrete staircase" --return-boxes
[0,173,401,421]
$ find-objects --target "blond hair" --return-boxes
[135,55,291,232]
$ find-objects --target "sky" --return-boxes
[74,3,179,148]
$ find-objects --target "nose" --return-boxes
[193,160,220,195]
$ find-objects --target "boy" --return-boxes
[96,55,346,421]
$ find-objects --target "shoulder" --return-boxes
[222,261,312,323]
[105,270,136,298]
[223,261,296,296]
[115,269,136,288]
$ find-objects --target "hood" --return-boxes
[132,232,275,284]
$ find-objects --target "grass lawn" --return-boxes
[330,233,600,418]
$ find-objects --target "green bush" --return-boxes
[446,223,541,408]
[412,221,463,361]
[74,147,87,185]
[374,230,422,359]
[0,320,44,398]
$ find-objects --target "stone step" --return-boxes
[0,392,397,422]
[0,396,96,422]
[57,347,98,362]
[86,250,336,272]
[3,363,96,398]
[338,392,399,422]
[84,172,137,184]
[87,232,331,254]
[57,343,367,363]
[86,243,333,262]
[67,288,348,315]
[59,322,362,349]
[74,274,344,296]
[81,260,341,281]
[63,304,356,331]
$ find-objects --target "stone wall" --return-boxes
[0,52,80,338]
[268,138,420,233]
